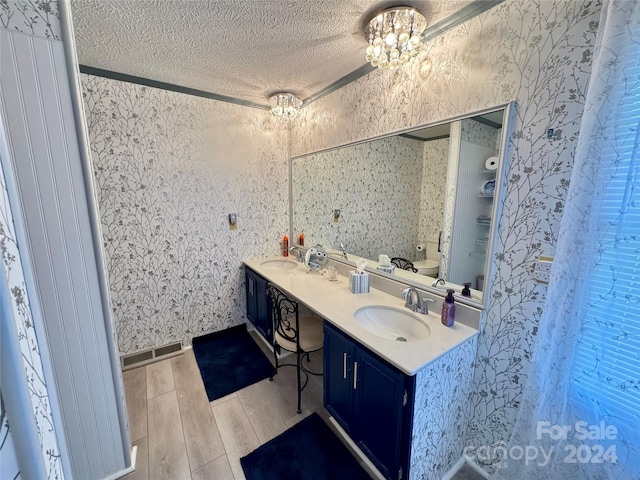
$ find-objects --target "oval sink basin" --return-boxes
[261,259,298,271]
[354,306,431,342]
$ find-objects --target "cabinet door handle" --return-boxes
[249,279,253,295]
[353,361,358,390]
[343,353,347,379]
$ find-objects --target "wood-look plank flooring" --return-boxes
[123,331,329,480]
[123,331,487,480]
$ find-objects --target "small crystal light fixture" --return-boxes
[364,7,427,70]
[269,93,302,122]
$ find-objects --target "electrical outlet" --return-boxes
[534,269,550,283]
[533,256,554,284]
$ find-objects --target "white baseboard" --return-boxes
[441,456,467,480]
[464,455,490,478]
[246,322,292,360]
[101,445,137,480]
[441,454,490,480]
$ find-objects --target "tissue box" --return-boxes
[376,265,396,275]
[349,271,370,294]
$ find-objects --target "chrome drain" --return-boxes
[396,336,407,342]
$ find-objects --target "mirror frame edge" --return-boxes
[478,100,518,309]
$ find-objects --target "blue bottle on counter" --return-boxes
[441,289,456,327]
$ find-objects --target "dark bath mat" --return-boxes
[240,412,371,480]
[192,324,274,402]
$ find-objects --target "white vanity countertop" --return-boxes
[244,257,478,376]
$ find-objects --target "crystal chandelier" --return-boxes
[364,7,427,70]
[269,93,302,122]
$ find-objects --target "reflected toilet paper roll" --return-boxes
[416,243,426,252]
[485,156,498,170]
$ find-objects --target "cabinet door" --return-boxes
[254,273,272,343]
[354,348,406,480]
[323,323,356,432]
[245,269,257,324]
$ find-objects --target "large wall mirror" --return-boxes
[291,102,516,307]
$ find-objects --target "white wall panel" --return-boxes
[0,29,126,479]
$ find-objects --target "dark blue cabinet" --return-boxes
[245,268,272,344]
[323,322,415,480]
[324,323,357,432]
[355,348,406,479]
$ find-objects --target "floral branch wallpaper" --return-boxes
[292,135,424,261]
[292,134,449,264]
[0,391,20,480]
[0,1,62,478]
[81,74,289,355]
[291,0,599,474]
[417,137,449,257]
[411,337,477,479]
[0,0,59,39]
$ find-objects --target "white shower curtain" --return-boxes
[494,1,640,479]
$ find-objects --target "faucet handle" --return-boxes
[420,296,436,315]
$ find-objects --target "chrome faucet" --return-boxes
[403,287,420,312]
[432,277,446,287]
[289,245,305,262]
[402,287,433,315]
[340,242,348,260]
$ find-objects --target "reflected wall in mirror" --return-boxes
[291,106,510,305]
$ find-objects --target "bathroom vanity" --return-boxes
[244,257,479,480]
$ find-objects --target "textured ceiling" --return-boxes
[71,0,475,107]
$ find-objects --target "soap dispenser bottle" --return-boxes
[441,289,456,327]
[461,282,472,298]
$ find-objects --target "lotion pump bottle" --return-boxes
[441,289,456,327]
